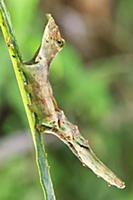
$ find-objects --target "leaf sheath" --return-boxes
[0,1,56,199]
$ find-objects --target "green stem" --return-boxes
[0,1,56,199]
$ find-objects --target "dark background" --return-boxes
[0,0,133,199]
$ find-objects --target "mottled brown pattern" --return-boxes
[23,15,125,189]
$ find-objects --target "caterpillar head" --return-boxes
[41,14,65,65]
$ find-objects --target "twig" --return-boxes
[0,1,56,199]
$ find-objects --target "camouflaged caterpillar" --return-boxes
[22,14,125,189]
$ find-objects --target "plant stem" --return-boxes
[0,1,56,199]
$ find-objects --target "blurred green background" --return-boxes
[0,0,133,199]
